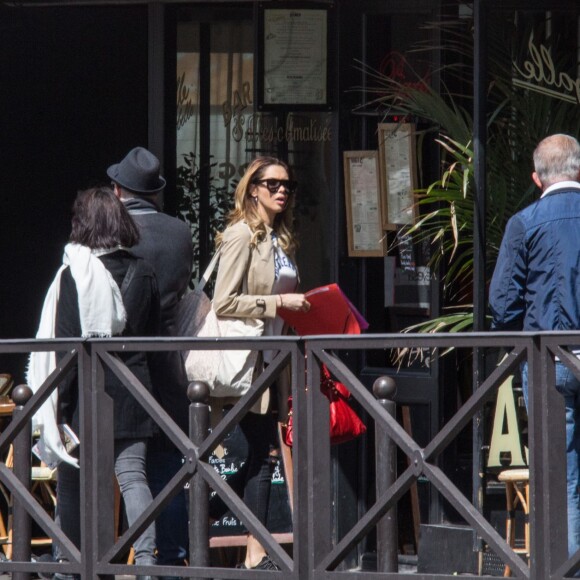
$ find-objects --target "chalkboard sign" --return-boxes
[208,415,292,537]
[396,227,416,272]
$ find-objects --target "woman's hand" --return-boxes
[278,293,311,312]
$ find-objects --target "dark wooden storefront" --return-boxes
[2,0,580,571]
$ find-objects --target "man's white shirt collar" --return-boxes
[541,180,580,197]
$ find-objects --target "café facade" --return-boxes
[1,0,580,575]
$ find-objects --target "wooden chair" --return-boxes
[497,468,530,577]
[0,374,13,399]
[0,386,56,560]
[0,444,58,560]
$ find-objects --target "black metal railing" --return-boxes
[0,332,577,579]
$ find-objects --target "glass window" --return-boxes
[176,16,254,282]
[175,10,333,290]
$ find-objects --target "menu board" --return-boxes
[343,151,386,257]
[263,8,327,106]
[208,414,292,537]
[378,123,417,228]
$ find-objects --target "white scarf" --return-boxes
[27,244,127,467]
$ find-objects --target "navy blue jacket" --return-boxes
[489,184,580,331]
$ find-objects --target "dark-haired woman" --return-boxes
[212,157,310,570]
[28,186,160,580]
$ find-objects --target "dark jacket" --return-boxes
[489,184,580,331]
[56,250,161,439]
[123,196,193,433]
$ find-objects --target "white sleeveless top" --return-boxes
[263,233,297,362]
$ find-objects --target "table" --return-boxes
[0,401,15,417]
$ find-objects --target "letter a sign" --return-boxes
[487,375,528,469]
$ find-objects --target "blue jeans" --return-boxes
[522,361,580,558]
[146,444,189,566]
[54,438,156,568]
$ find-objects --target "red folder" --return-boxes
[279,283,368,335]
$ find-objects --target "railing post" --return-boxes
[373,376,398,573]
[188,380,210,572]
[306,351,331,577]
[12,384,33,580]
[530,337,567,579]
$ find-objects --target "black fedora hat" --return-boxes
[107,147,166,194]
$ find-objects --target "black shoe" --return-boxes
[237,555,281,571]
[53,573,79,580]
[34,552,56,580]
[255,555,281,570]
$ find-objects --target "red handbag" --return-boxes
[283,364,367,447]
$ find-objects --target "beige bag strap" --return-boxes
[196,246,222,293]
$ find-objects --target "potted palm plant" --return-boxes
[360,11,580,339]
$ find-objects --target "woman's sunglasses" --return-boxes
[253,178,298,194]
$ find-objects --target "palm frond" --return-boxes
[359,9,580,352]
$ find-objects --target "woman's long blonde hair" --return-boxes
[216,156,298,255]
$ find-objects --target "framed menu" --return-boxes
[258,4,330,108]
[378,123,418,229]
[343,151,386,257]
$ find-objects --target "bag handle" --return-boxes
[198,223,256,293]
[196,246,222,293]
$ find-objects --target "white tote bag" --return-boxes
[180,249,264,397]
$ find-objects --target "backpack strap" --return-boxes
[120,259,139,296]
[114,259,139,336]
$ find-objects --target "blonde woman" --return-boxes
[213,157,310,570]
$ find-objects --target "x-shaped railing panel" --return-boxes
[92,337,299,577]
[0,339,84,575]
[307,335,531,578]
[3,332,579,579]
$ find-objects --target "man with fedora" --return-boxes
[108,146,192,579]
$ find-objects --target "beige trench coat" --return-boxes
[212,220,294,416]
